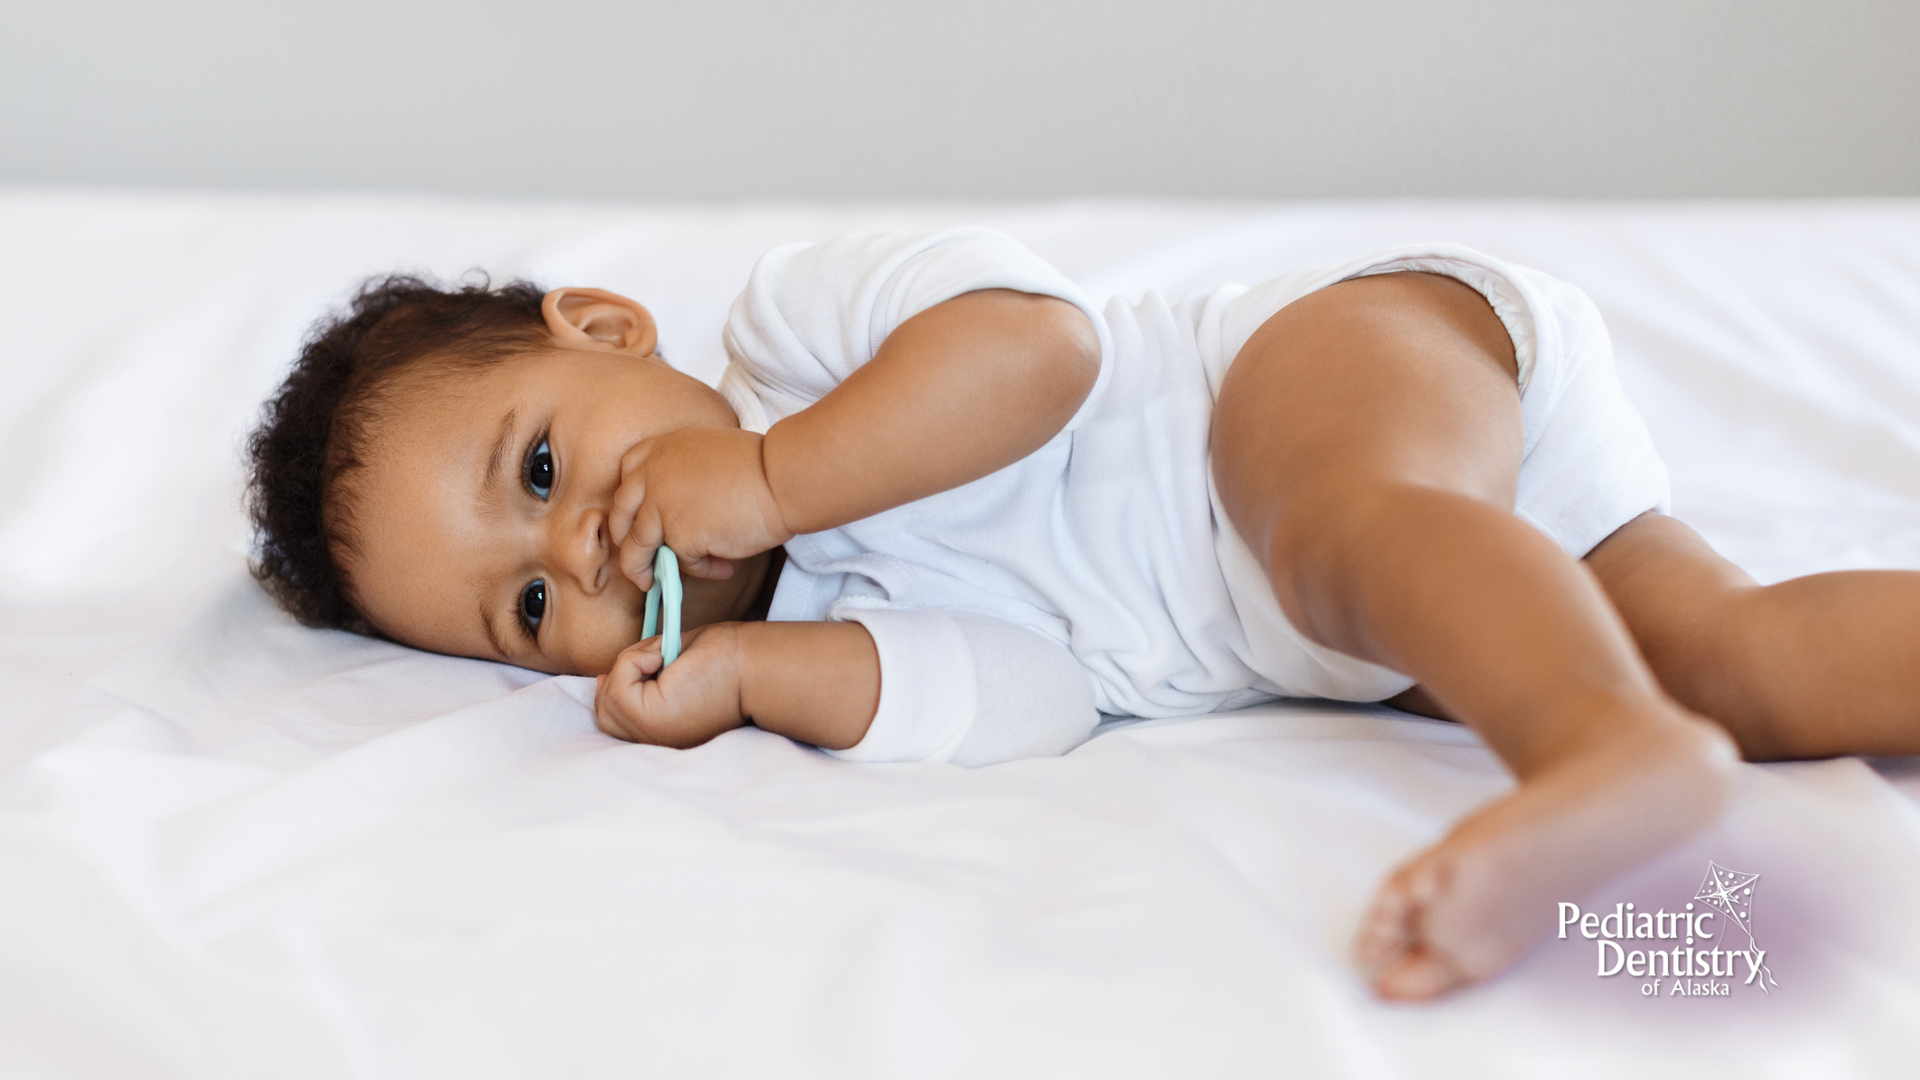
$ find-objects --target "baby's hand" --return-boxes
[610,427,793,590]
[594,623,748,748]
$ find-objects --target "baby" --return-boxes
[247,228,1920,1001]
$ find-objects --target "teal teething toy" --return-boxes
[640,547,682,667]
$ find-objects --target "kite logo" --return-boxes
[1556,861,1780,997]
[1691,862,1777,994]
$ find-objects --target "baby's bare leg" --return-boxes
[1211,272,1738,1001]
[1586,514,1920,760]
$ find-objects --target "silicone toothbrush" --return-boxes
[640,546,682,667]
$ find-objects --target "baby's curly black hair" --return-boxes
[246,274,552,635]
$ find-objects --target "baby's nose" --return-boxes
[553,507,612,594]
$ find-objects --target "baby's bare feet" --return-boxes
[1354,709,1739,1000]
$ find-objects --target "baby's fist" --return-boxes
[594,623,748,748]
[610,427,791,591]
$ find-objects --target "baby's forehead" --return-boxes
[336,412,500,650]
[376,348,527,409]
[343,368,504,511]
[351,353,542,455]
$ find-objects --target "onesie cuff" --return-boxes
[823,605,978,763]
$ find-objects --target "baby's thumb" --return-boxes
[606,642,664,690]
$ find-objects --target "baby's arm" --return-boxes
[612,288,1101,587]
[762,286,1101,533]
[596,609,1100,763]
[594,620,880,750]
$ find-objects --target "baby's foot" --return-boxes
[1353,714,1738,1000]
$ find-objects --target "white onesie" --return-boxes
[717,229,1670,766]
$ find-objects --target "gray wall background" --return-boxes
[3,0,1915,200]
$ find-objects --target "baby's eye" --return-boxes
[525,437,554,500]
[520,579,547,636]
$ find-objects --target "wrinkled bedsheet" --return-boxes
[3,192,1919,1077]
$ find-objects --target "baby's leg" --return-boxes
[1210,272,1739,1001]
[1586,513,1920,760]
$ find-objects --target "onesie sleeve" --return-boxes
[820,606,1100,766]
[718,228,1113,435]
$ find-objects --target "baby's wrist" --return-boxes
[731,620,880,750]
[732,621,770,724]
[749,432,799,544]
[759,419,833,537]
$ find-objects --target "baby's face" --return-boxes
[343,342,764,675]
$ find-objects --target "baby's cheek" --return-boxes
[566,600,644,677]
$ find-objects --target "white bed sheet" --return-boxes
[3,192,1919,1077]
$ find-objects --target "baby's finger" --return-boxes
[602,641,661,693]
[626,637,664,677]
[681,554,735,581]
[595,642,663,740]
[608,472,646,550]
[619,509,665,591]
[594,670,636,739]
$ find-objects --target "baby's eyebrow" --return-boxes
[480,408,519,503]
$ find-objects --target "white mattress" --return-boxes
[3,191,1919,1077]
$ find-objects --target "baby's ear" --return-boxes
[542,288,658,356]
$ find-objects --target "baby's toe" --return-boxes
[1353,883,1418,971]
[1371,948,1466,1001]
